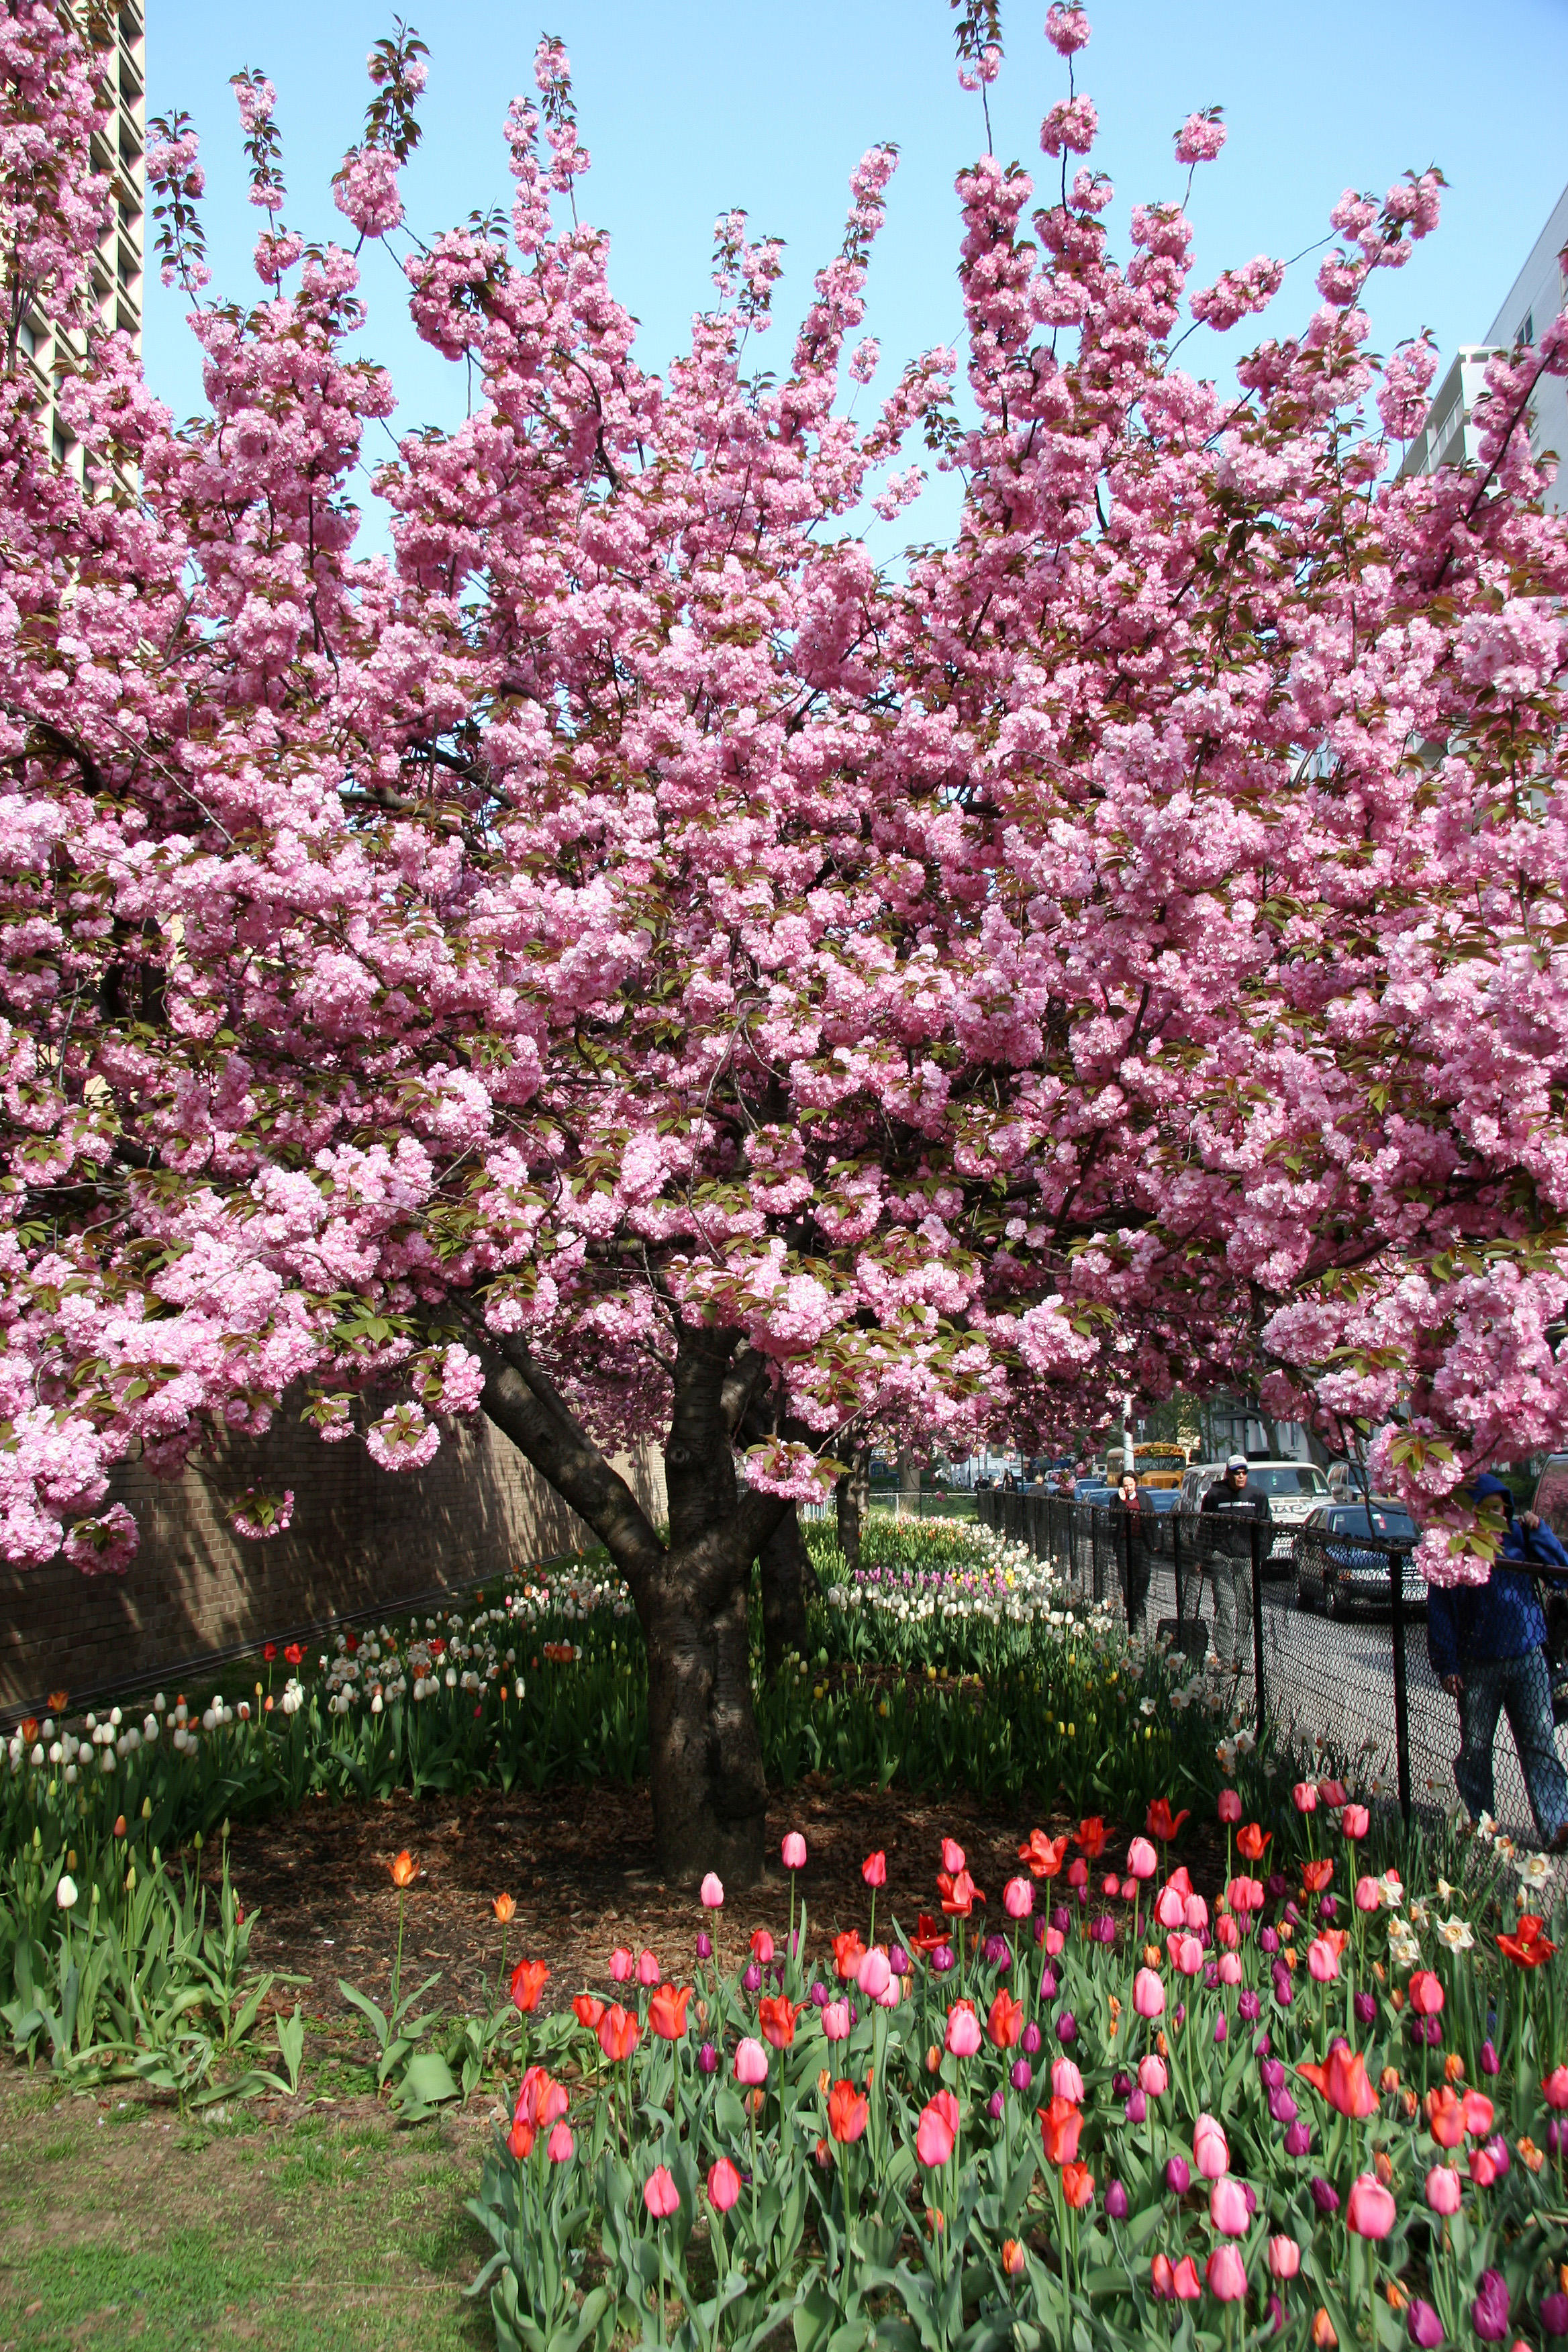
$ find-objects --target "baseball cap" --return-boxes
[1226,1453,1248,1471]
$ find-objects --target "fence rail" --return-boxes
[975,1491,1551,1846]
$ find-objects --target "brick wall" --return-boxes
[0,1405,665,1712]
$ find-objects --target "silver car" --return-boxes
[1293,1501,1426,1618]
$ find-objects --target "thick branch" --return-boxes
[477,1336,661,1591]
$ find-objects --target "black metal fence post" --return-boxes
[1173,1511,1184,1625]
[1251,1514,1267,1738]
[1390,1549,1412,1826]
[1092,1508,1105,1606]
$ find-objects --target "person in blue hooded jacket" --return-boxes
[1426,1471,1568,1849]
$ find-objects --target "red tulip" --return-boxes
[1076,1816,1109,1859]
[833,1928,867,1979]
[1061,2160,1094,2209]
[1018,1828,1069,1878]
[597,2002,641,2063]
[648,1983,692,2041]
[987,1988,1024,2049]
[938,1868,983,1918]
[862,1851,887,1888]
[1144,1800,1189,1844]
[1499,1914,1557,1969]
[572,1993,605,2033]
[1236,1822,1271,1862]
[828,2078,869,2143]
[510,1958,549,2014]
[1300,1859,1334,1894]
[758,1994,799,2050]
[1038,2094,1082,2165]
[1297,2045,1377,2118]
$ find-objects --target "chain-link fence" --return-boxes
[976,1491,1552,1844]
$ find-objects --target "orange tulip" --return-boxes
[937,1868,984,1918]
[1300,1859,1334,1894]
[648,1983,693,2042]
[572,1993,605,2033]
[510,1958,549,2014]
[833,1928,867,1979]
[1296,2045,1377,2118]
[1018,1828,1069,1878]
[1061,2160,1094,2210]
[19,1718,38,1745]
[1144,1800,1189,1844]
[828,2078,869,2143]
[1075,1816,1109,1859]
[1236,1823,1271,1863]
[47,1690,68,1711]
[758,1994,799,2051]
[987,1988,1024,2050]
[1038,2094,1083,2165]
[390,1850,418,1889]
[597,2002,640,2063]
[112,1814,127,1840]
[492,1893,517,1923]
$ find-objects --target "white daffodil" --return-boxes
[1435,1916,1474,1952]
[1516,1851,1551,1890]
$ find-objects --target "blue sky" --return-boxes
[143,0,1568,550]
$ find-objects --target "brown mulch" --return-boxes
[209,1779,1236,2024]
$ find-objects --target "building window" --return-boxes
[1520,310,1534,348]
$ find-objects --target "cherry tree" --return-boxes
[3,0,1568,1877]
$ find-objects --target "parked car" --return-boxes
[1292,1501,1426,1618]
[1176,1460,1330,1575]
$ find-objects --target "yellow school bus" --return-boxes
[1103,1440,1191,1489]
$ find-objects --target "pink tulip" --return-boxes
[636,1948,660,1986]
[1355,1875,1381,1913]
[916,2098,957,2167]
[945,2000,982,2058]
[1052,2058,1085,2103]
[707,2157,741,2212]
[1210,2176,1250,2235]
[1138,2054,1169,2096]
[1425,2166,1462,2215]
[699,1874,724,1910]
[1207,2246,1247,2302]
[781,1831,807,1869]
[733,2037,769,2086]
[1132,1968,1165,2018]
[1217,1790,1242,1824]
[1342,1804,1370,1840]
[1127,1837,1158,1881]
[1218,1953,1242,1987]
[1308,1937,1340,1983]
[875,1971,900,2010]
[1193,2113,1229,2180]
[644,2163,680,2219]
[1216,1916,1240,1951]
[1408,1971,1444,2018]
[858,1947,891,2000]
[822,1999,851,2041]
[1170,1932,1205,1977]
[546,2120,575,2163]
[1269,2237,1301,2281]
[609,1946,634,1981]
[941,1837,966,1874]
[1155,1885,1185,1930]
[1003,1875,1034,1918]
[1044,1927,1065,1956]
[1346,2173,1396,2239]
[1468,2145,1498,2188]
[1293,1781,1318,1813]
[1543,2067,1568,2111]
[1184,1894,1210,1934]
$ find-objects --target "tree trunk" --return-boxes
[477,1322,784,1888]
[758,1503,812,1678]
[897,1445,922,1520]
[836,1444,871,1575]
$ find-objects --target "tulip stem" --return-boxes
[392,1888,405,2011]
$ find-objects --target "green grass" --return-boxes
[0,2079,495,2349]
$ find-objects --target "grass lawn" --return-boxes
[0,2073,493,2351]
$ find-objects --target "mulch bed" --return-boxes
[210,1777,1234,2024]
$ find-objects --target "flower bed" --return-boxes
[473,1800,1568,2352]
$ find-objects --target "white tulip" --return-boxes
[56,1874,79,1910]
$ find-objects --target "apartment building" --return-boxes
[15,1,146,484]
[1402,181,1568,513]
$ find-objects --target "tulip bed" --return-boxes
[472,1804,1568,2352]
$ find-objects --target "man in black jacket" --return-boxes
[1200,1455,1272,1673]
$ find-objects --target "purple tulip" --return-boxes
[1269,2088,1299,2127]
[889,1945,909,1977]
[1057,2010,1077,2045]
[1541,2293,1568,2338]
[1284,2121,1312,2157]
[1267,1872,1288,1903]
[1283,1901,1304,1926]
[1483,2133,1510,2178]
[849,2003,859,2024]
[1407,2300,1444,2349]
[742,1962,762,1992]
[698,2041,718,2075]
[1106,2179,1130,2222]
[1034,1916,1048,1947]
[988,2089,1005,2121]
[1214,2011,1228,2045]
[1090,1914,1116,1947]
[1238,1990,1261,2022]
[1310,2177,1339,2216]
[1253,2030,1271,2057]
[810,1980,828,2008]
[1259,2056,1285,2092]
[1242,2182,1258,2214]
[984,1934,1010,1968]
[1268,2294,1285,2337]
[696,1931,713,1961]
[1259,1926,1280,1955]
[1022,2020,1042,2055]
[1204,1962,1220,1991]
[1173,2004,1186,2027]
[1112,2069,1131,2098]
[1038,1966,1059,2000]
[1165,2157,1191,2196]
[1273,1974,1295,2008]
[932,1947,954,1975]
[1011,2057,1033,2093]
[1472,2272,1510,2345]
[1124,2088,1148,2124]
[1479,2038,1499,2076]
[1354,1991,1375,2026]
[1318,1894,1337,1922]
[1551,2119,1564,2157]
[1076,1883,1089,1908]
[1051,1906,1071,1935]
